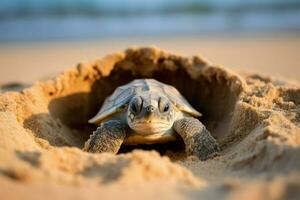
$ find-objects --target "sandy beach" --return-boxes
[1,33,300,86]
[1,0,300,199]
[0,46,300,200]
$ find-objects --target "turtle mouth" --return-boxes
[135,120,170,125]
[130,121,172,135]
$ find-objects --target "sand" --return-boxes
[0,47,300,200]
[1,34,300,86]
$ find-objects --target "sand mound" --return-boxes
[0,47,299,200]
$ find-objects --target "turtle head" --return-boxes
[127,91,175,135]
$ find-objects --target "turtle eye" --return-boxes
[131,104,137,113]
[131,97,142,114]
[163,104,170,112]
[159,97,170,113]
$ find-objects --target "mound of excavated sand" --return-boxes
[0,47,299,200]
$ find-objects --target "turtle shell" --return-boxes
[89,79,201,124]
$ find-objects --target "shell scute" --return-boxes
[89,79,201,124]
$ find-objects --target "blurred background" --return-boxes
[0,0,300,85]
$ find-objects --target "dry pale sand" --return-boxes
[0,34,300,86]
[0,47,299,200]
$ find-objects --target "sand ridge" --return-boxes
[0,47,299,199]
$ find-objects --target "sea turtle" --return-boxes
[84,79,220,160]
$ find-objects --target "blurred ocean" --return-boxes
[0,0,300,42]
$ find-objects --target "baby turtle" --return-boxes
[84,79,220,160]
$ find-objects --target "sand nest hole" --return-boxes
[1,48,300,197]
[17,47,244,151]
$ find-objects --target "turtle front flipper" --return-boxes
[83,120,127,154]
[174,117,220,161]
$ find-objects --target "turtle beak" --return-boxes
[144,105,155,122]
